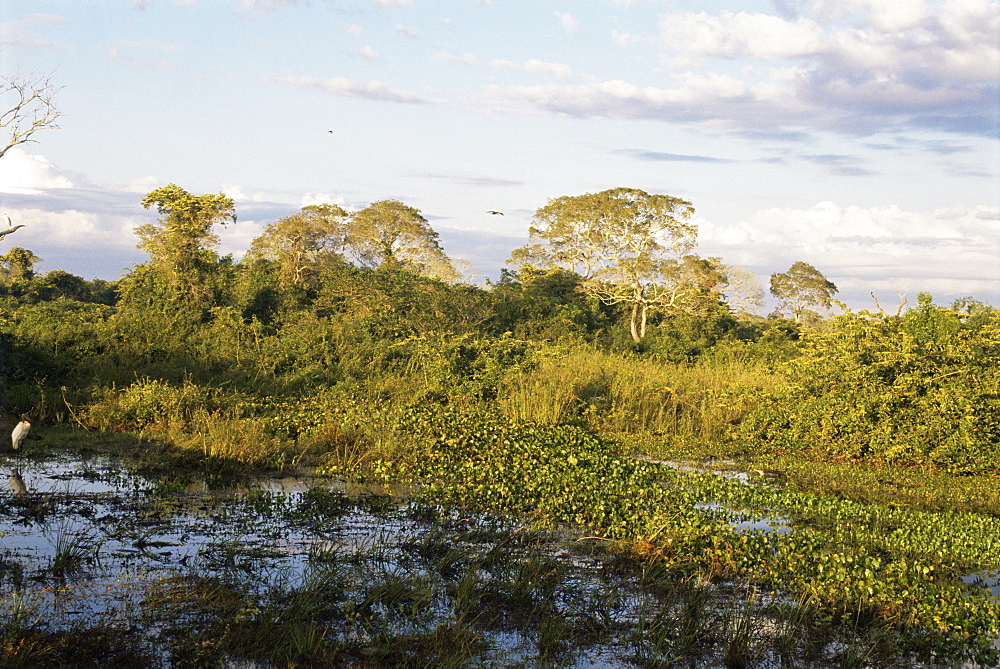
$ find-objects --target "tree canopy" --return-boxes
[136,184,236,303]
[511,187,716,342]
[770,261,839,322]
[346,200,459,282]
[246,204,349,289]
[0,246,40,284]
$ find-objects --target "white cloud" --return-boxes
[346,24,364,36]
[662,11,827,60]
[554,11,579,34]
[0,149,74,193]
[0,13,67,50]
[523,59,574,80]
[238,0,298,17]
[301,193,345,207]
[487,2,998,137]
[491,58,574,80]
[356,45,381,60]
[374,0,411,7]
[395,23,418,37]
[221,184,270,202]
[434,50,476,65]
[221,184,249,201]
[697,202,1000,305]
[0,204,141,260]
[811,0,929,31]
[264,74,428,104]
[125,176,162,193]
[612,29,644,47]
[106,44,173,69]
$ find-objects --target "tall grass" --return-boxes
[497,344,785,450]
[170,410,291,465]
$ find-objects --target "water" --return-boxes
[2,451,996,668]
[0,451,639,666]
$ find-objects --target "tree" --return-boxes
[1,72,60,160]
[346,200,459,282]
[137,184,236,303]
[721,264,766,314]
[0,246,40,283]
[769,261,838,322]
[246,204,349,289]
[510,187,705,343]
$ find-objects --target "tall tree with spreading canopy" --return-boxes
[346,199,459,282]
[510,187,712,342]
[136,184,236,303]
[246,204,349,289]
[769,261,838,322]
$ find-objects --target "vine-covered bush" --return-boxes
[737,295,1000,473]
[84,378,223,431]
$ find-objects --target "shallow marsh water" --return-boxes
[0,451,664,666]
[1,450,996,667]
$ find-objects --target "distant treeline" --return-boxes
[0,184,996,474]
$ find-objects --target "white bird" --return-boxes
[11,418,30,452]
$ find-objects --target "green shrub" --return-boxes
[737,296,1000,473]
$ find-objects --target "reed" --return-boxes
[169,410,292,467]
[496,343,784,450]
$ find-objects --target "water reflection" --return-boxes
[1,451,996,668]
[9,468,26,496]
[962,570,1000,600]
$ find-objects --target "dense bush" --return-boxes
[737,294,1000,473]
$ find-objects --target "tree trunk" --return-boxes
[629,302,648,343]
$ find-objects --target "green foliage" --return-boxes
[497,343,782,444]
[769,261,839,323]
[513,187,727,343]
[0,296,115,385]
[0,246,40,283]
[136,183,236,305]
[347,199,458,281]
[487,267,614,341]
[83,377,222,431]
[739,295,1000,473]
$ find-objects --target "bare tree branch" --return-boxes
[0,72,61,160]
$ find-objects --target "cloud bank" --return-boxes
[488,0,997,138]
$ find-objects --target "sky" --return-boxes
[0,0,997,312]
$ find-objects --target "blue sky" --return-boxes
[0,0,997,311]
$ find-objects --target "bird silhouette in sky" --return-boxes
[486,210,503,215]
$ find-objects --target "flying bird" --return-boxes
[11,418,30,452]
[486,210,503,216]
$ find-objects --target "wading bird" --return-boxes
[11,418,30,452]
